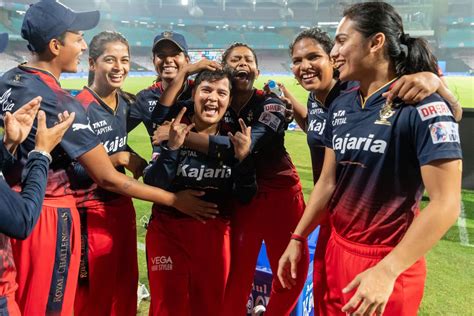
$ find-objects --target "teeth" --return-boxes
[302,73,317,79]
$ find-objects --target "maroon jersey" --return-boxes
[208,89,300,191]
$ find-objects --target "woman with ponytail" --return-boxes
[277,2,462,315]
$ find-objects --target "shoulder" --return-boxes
[0,67,56,109]
[75,88,97,109]
[411,93,454,122]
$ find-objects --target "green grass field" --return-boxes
[61,75,474,109]
[62,75,474,315]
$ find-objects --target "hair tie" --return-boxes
[400,33,411,44]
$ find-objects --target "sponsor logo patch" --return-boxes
[263,103,286,114]
[258,112,281,131]
[417,102,453,121]
[150,256,173,271]
[429,121,460,144]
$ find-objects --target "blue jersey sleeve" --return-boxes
[248,96,287,153]
[208,96,287,158]
[410,95,462,165]
[127,91,146,132]
[143,144,180,190]
[0,152,49,239]
[0,141,16,172]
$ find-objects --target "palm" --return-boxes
[6,113,34,144]
[3,97,41,145]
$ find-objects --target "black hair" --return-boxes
[194,68,233,93]
[289,27,338,78]
[289,27,333,57]
[87,31,130,86]
[343,2,438,76]
[221,42,259,68]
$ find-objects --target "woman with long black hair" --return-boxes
[278,3,462,315]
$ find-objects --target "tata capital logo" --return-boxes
[151,256,173,271]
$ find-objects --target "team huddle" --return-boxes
[0,0,463,316]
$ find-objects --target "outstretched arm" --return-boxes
[341,159,462,316]
[277,147,337,289]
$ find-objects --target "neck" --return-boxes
[192,116,218,135]
[89,83,118,110]
[313,79,338,105]
[161,79,170,90]
[26,57,61,81]
[358,61,397,98]
[231,88,254,113]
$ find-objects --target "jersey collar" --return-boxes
[358,78,397,109]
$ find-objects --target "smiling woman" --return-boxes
[71,31,144,316]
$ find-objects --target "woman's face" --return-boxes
[330,17,371,82]
[90,41,130,91]
[223,46,259,92]
[192,78,231,127]
[153,41,189,82]
[291,37,334,93]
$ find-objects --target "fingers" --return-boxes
[36,110,47,132]
[184,123,195,134]
[342,292,362,313]
[342,275,360,294]
[365,302,378,316]
[53,112,75,133]
[173,107,187,124]
[16,96,42,115]
[238,118,248,134]
[277,261,291,289]
[3,111,12,128]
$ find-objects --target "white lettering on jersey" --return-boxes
[308,119,326,135]
[309,105,324,115]
[264,103,286,114]
[332,133,387,154]
[177,164,232,181]
[150,256,173,271]
[0,88,15,111]
[92,120,113,135]
[258,112,281,131]
[417,102,453,121]
[103,135,127,153]
[332,110,347,126]
[429,121,460,144]
[148,100,157,112]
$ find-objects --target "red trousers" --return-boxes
[11,195,81,316]
[146,212,231,316]
[323,230,426,316]
[74,196,138,316]
[222,186,309,316]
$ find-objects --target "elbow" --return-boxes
[91,172,119,192]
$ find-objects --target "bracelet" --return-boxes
[290,233,307,243]
[28,149,52,163]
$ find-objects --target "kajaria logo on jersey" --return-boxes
[177,164,231,181]
[150,256,173,272]
[308,119,326,135]
[103,135,127,153]
[333,133,387,154]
